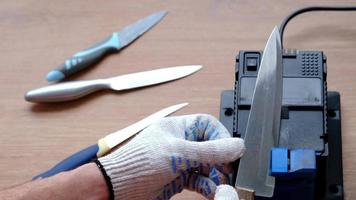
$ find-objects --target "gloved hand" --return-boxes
[214,185,239,200]
[97,114,245,200]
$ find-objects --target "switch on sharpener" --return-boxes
[246,57,258,71]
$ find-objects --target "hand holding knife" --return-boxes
[46,11,167,82]
[33,103,188,180]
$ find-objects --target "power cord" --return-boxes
[279,6,356,48]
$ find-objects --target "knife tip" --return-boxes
[171,102,189,111]
[180,102,189,107]
[46,70,65,82]
[194,65,203,70]
[187,65,203,72]
[169,102,189,113]
[157,10,168,18]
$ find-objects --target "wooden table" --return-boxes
[1,0,356,199]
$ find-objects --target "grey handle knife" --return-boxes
[46,11,167,82]
[26,65,202,103]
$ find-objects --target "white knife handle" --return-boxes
[25,79,109,103]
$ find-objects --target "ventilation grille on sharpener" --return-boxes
[301,52,320,76]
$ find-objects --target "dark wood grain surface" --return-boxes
[1,1,356,199]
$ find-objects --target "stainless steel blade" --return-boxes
[118,11,167,48]
[24,65,201,103]
[102,103,188,149]
[236,26,283,197]
[109,65,202,90]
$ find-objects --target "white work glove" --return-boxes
[214,185,239,200]
[98,114,245,200]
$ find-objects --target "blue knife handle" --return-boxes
[47,33,121,82]
[33,144,99,180]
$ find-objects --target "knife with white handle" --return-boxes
[25,65,202,103]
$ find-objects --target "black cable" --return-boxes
[279,6,356,48]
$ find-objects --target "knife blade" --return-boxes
[236,26,283,197]
[32,102,188,180]
[46,11,167,82]
[26,65,202,103]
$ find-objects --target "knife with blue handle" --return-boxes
[46,11,167,82]
[33,103,188,180]
[32,144,99,180]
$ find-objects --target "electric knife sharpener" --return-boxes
[219,49,343,200]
